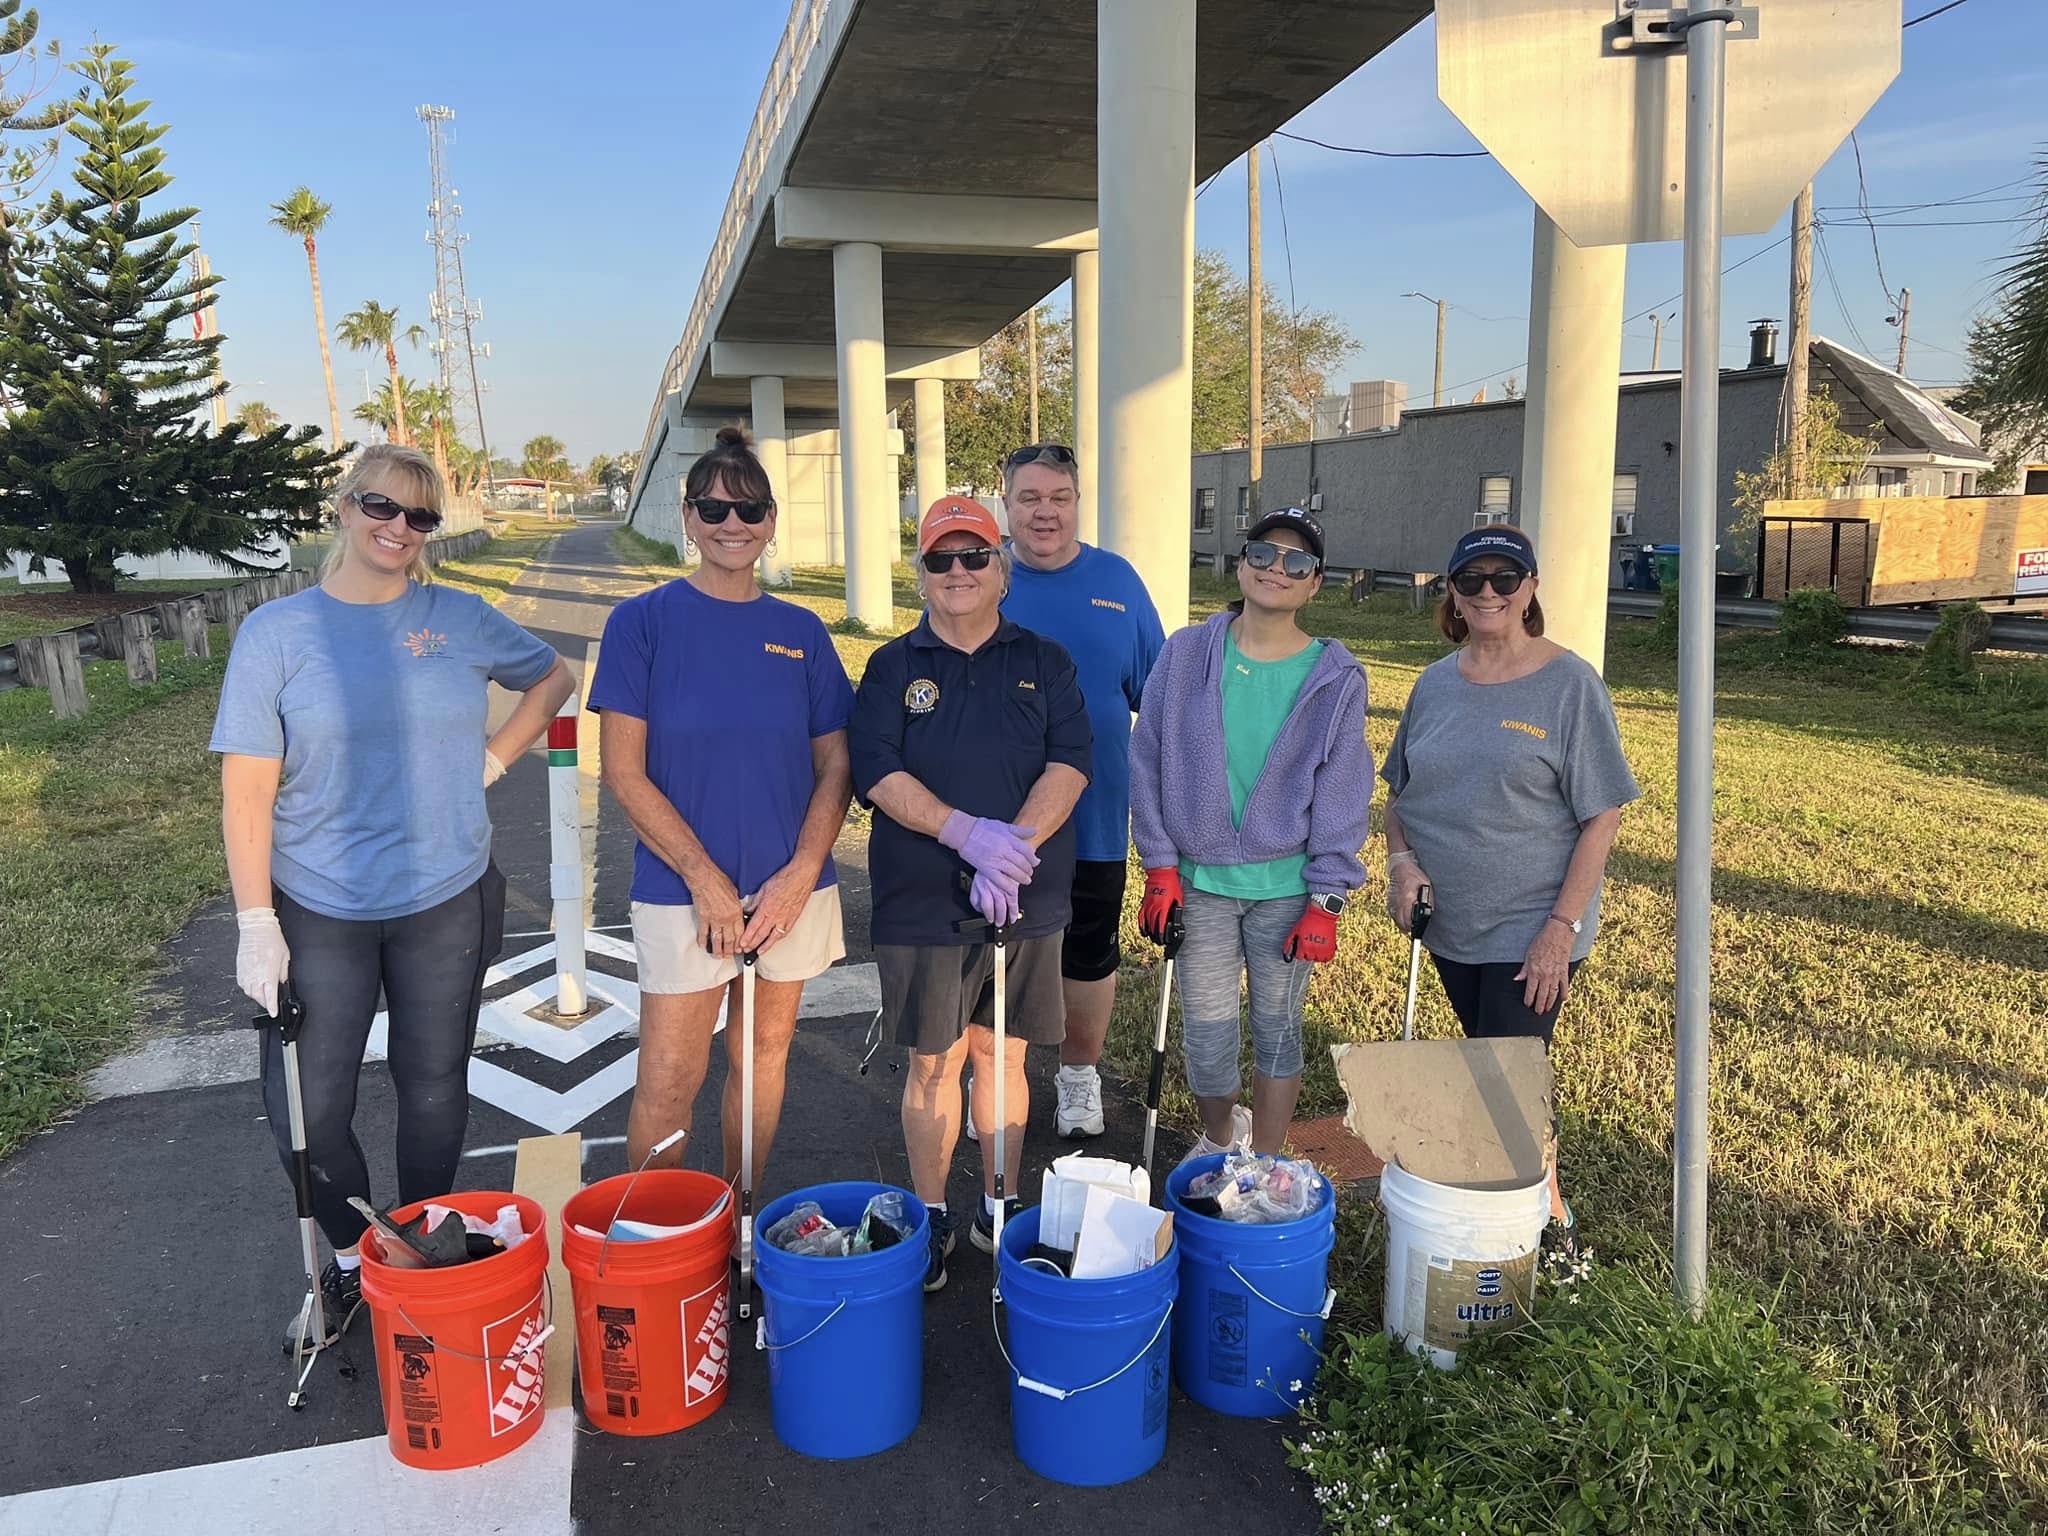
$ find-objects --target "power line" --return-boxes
[1196,169,1222,202]
[1272,128,1489,160]
[1265,139,1299,322]
[1903,0,1970,26]
[1814,226,1880,354]
[1848,131,1898,306]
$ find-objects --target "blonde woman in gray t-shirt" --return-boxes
[1379,525,1640,1256]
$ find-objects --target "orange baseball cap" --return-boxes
[917,495,1002,554]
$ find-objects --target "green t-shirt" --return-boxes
[1184,630,1323,900]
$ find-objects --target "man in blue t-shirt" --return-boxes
[1000,443,1166,1140]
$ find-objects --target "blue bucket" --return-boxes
[1164,1154,1338,1417]
[754,1181,928,1459]
[996,1206,1178,1486]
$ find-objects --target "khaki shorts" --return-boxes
[632,884,847,995]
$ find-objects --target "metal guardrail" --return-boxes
[625,0,834,519]
[1607,591,2048,655]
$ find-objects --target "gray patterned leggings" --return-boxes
[1174,887,1313,1099]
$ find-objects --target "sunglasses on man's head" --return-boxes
[687,496,773,525]
[1004,443,1077,471]
[354,490,442,534]
[1241,540,1320,580]
[1451,568,1529,597]
[921,545,997,574]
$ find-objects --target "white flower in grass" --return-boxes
[1289,1378,1303,1393]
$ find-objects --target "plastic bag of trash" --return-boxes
[421,1201,531,1251]
[1187,1150,1324,1224]
[765,1201,851,1256]
[849,1190,912,1254]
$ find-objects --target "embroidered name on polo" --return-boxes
[1500,719,1548,740]
[1090,597,1127,612]
[763,642,806,660]
[1016,679,1036,690]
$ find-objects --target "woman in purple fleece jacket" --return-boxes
[1128,507,1373,1157]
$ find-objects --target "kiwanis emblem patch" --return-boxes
[904,678,940,714]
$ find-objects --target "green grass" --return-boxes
[705,556,2045,1526]
[0,522,559,1159]
[0,577,227,645]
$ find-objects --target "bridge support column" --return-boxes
[913,376,946,523]
[833,240,895,629]
[1519,208,1626,673]
[751,374,794,588]
[1071,247,1100,546]
[1097,0,1194,628]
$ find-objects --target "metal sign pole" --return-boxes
[1674,5,1729,1314]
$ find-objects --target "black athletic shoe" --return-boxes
[924,1207,957,1293]
[1540,1206,1580,1264]
[282,1260,363,1355]
[969,1198,1022,1257]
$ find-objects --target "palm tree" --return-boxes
[521,434,572,519]
[269,187,343,450]
[353,376,436,444]
[414,382,455,489]
[1955,152,2048,491]
[337,300,425,446]
[233,400,280,434]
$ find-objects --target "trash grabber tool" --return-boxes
[255,978,331,1409]
[990,914,1012,1295]
[738,945,761,1322]
[1403,885,1434,1042]
[1140,913,1185,1188]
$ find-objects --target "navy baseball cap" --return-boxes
[1447,525,1537,576]
[1246,505,1325,564]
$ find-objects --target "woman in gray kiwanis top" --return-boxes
[1380,524,1640,1254]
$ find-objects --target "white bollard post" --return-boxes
[547,698,589,1018]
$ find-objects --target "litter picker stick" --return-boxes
[1140,915,1185,1185]
[255,979,327,1409]
[991,918,1010,1293]
[737,948,759,1321]
[1403,886,1434,1042]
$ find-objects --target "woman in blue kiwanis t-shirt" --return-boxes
[211,446,573,1346]
[588,427,856,1186]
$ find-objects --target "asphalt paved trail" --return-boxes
[0,522,1317,1533]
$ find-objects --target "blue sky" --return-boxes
[54,0,2038,463]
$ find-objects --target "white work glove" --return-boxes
[236,907,291,1017]
[484,746,508,787]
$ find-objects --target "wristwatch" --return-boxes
[1547,911,1582,934]
[1310,893,1347,917]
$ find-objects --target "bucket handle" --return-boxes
[992,1291,1173,1402]
[1228,1264,1336,1322]
[393,1270,557,1366]
[756,1295,847,1353]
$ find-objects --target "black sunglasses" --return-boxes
[1241,540,1320,580]
[1451,568,1530,597]
[921,545,997,574]
[1004,443,1077,470]
[687,495,773,525]
[354,490,442,534]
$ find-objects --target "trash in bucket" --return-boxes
[561,1169,734,1437]
[358,1190,553,1471]
[1166,1153,1338,1417]
[1183,1148,1325,1223]
[755,1182,928,1459]
[762,1190,913,1257]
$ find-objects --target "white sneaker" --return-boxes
[1055,1064,1106,1139]
[1177,1104,1254,1168]
[963,1075,978,1142]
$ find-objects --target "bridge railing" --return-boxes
[626,0,835,518]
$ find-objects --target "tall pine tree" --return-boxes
[0,46,338,591]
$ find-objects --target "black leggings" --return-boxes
[263,865,506,1248]
[1430,954,1585,1048]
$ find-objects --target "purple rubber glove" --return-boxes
[938,810,1038,885]
[969,869,1023,929]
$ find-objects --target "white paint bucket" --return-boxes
[1379,1158,1550,1370]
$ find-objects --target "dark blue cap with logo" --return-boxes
[1246,505,1326,564]
[1447,525,1537,576]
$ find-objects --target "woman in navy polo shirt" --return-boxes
[849,496,1092,1292]
[590,427,855,1187]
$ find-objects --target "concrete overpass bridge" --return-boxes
[625,0,1436,629]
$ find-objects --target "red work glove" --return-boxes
[1139,867,1183,945]
[1283,900,1338,964]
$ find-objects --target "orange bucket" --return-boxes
[358,1190,551,1470]
[560,1170,733,1435]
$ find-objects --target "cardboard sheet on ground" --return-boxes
[1332,1037,1554,1188]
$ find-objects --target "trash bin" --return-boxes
[1622,547,1660,592]
[1652,544,1683,591]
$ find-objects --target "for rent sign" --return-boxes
[2018,548,2048,596]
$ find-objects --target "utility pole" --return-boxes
[1027,307,1040,443]
[1248,141,1263,530]
[1404,290,1447,407]
[1891,286,1911,375]
[1783,183,1813,483]
[1650,310,1671,371]
[420,105,495,493]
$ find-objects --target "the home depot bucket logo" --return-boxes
[483,1286,548,1437]
[680,1278,729,1406]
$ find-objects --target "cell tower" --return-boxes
[418,105,494,488]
